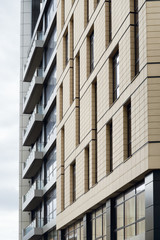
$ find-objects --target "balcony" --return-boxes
[22,142,44,179]
[22,181,44,211]
[23,68,44,114]
[23,218,43,240]
[23,105,43,146]
[23,31,44,82]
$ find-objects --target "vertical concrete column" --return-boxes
[145,170,160,240]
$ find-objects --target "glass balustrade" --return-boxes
[23,142,44,170]
[23,180,44,203]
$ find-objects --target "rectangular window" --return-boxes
[115,183,145,239]
[44,64,56,106]
[85,145,90,192]
[64,220,83,240]
[65,32,68,65]
[59,84,63,121]
[134,0,139,75]
[45,147,56,184]
[45,25,57,68]
[71,162,76,202]
[91,205,107,239]
[92,80,97,184]
[90,31,94,73]
[45,0,56,31]
[45,188,56,223]
[113,51,119,102]
[106,120,113,173]
[75,53,80,145]
[127,102,131,158]
[109,0,112,42]
[44,105,56,145]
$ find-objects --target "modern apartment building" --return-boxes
[20,0,57,239]
[20,0,160,240]
[56,0,160,240]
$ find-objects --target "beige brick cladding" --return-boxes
[56,0,160,230]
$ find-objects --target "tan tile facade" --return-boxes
[56,0,160,234]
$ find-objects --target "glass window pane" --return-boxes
[125,197,135,225]
[125,224,135,239]
[96,208,102,217]
[137,192,145,220]
[117,204,124,229]
[136,183,145,193]
[117,229,124,240]
[103,212,106,236]
[92,218,95,240]
[125,188,135,200]
[96,216,102,238]
[137,220,145,235]
[116,195,123,205]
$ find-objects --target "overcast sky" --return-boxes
[0,1,20,239]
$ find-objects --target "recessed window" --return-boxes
[45,147,56,184]
[44,64,56,106]
[113,51,119,102]
[45,188,56,223]
[90,31,94,73]
[134,0,139,75]
[106,120,113,173]
[127,101,131,158]
[72,162,76,202]
[65,32,68,65]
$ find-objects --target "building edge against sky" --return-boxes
[19,0,160,240]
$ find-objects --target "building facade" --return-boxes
[20,0,160,240]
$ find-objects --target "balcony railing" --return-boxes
[24,31,44,71]
[24,104,43,137]
[23,180,44,204]
[23,68,43,106]
[23,218,44,236]
[23,215,56,237]
[23,142,44,170]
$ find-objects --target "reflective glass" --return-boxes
[125,197,135,225]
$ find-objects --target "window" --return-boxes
[45,26,57,68]
[71,162,76,202]
[59,84,63,121]
[113,51,119,102]
[45,188,56,223]
[44,106,56,145]
[109,0,112,42]
[127,102,131,158]
[90,31,94,72]
[85,145,90,192]
[92,81,97,184]
[106,120,113,173]
[45,229,57,240]
[115,183,145,239]
[45,0,56,31]
[45,147,56,184]
[65,32,68,65]
[64,220,83,240]
[134,0,139,75]
[75,53,80,145]
[91,205,107,239]
[45,64,56,106]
